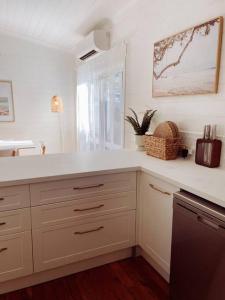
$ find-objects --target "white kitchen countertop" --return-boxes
[0,150,224,208]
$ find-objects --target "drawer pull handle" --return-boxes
[74,204,104,212]
[0,222,6,226]
[0,198,4,201]
[149,184,171,196]
[0,247,7,253]
[73,183,104,190]
[74,226,104,235]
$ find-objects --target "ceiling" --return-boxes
[0,0,136,53]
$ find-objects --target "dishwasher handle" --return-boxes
[197,215,219,230]
[175,200,225,232]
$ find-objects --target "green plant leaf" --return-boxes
[125,108,157,135]
[125,116,141,134]
[129,108,140,127]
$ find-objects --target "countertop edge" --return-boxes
[1,164,223,209]
[0,166,140,187]
[0,151,224,209]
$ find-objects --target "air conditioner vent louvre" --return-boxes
[80,50,98,61]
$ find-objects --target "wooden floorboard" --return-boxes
[0,257,170,300]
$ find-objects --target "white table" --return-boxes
[0,140,38,156]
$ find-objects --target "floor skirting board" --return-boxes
[0,256,170,300]
[1,248,132,294]
[1,247,170,294]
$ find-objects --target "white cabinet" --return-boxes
[33,211,136,272]
[139,172,178,275]
[0,193,33,283]
[0,231,33,282]
[0,171,136,287]
[30,172,137,273]
[0,168,181,288]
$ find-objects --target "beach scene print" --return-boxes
[153,17,223,97]
[0,97,10,116]
[0,81,14,121]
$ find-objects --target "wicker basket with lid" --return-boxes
[144,121,181,160]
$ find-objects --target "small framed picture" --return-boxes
[0,80,15,122]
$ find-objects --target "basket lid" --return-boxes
[153,121,179,138]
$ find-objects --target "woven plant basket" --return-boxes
[144,135,181,160]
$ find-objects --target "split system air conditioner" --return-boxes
[76,30,110,61]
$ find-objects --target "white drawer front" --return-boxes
[0,185,30,212]
[0,231,33,283]
[32,191,136,228]
[30,172,136,206]
[33,211,136,272]
[0,208,31,236]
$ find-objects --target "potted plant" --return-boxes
[125,108,157,150]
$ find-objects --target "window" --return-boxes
[76,45,125,151]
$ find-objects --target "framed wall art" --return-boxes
[152,17,223,97]
[0,80,15,122]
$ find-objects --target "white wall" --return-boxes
[111,0,225,160]
[0,33,75,154]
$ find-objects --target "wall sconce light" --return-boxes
[51,95,64,113]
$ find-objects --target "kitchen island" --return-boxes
[0,150,224,293]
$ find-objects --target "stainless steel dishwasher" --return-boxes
[170,191,225,300]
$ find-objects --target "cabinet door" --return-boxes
[139,172,178,274]
[0,231,33,282]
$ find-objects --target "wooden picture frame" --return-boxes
[152,16,223,97]
[0,80,15,122]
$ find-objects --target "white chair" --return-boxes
[0,141,46,157]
